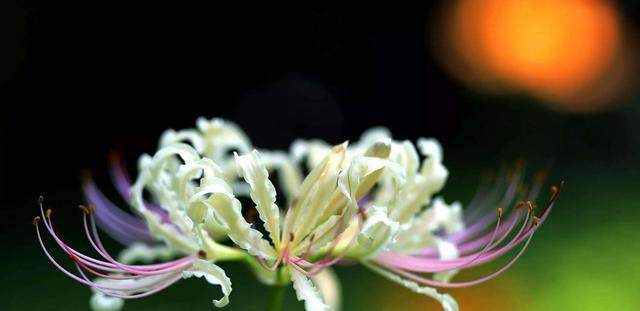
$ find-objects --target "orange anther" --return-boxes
[526,201,535,212]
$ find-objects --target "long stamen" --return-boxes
[379,229,536,288]
[375,182,561,286]
[34,198,195,301]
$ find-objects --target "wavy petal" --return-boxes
[354,206,399,259]
[117,243,181,265]
[235,150,281,248]
[393,197,463,253]
[196,117,252,162]
[312,268,342,311]
[195,176,277,259]
[90,292,124,311]
[363,262,459,311]
[288,266,331,311]
[182,259,232,308]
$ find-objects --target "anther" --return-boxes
[526,201,535,212]
[551,185,559,195]
[38,195,44,205]
[532,216,540,226]
[357,207,368,221]
[309,234,316,242]
[79,205,90,214]
[289,232,295,242]
[33,216,41,225]
[69,253,79,262]
[515,201,526,209]
[88,204,96,213]
[46,209,52,219]
[197,250,207,259]
[498,208,503,219]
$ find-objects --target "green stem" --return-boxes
[266,268,286,311]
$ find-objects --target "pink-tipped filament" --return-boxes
[374,181,562,289]
[33,197,196,300]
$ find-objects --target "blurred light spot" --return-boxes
[434,0,636,113]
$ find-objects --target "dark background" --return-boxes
[2,1,640,310]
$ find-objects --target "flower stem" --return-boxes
[266,268,286,311]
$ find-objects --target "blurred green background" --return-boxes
[2,0,640,310]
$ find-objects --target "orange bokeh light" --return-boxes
[437,0,630,112]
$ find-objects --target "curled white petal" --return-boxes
[363,262,459,311]
[117,243,181,264]
[89,292,124,311]
[433,239,460,283]
[182,259,232,308]
[288,266,331,311]
[196,117,252,162]
[234,150,281,247]
[393,197,464,253]
[196,176,277,259]
[355,205,400,259]
[417,138,443,162]
[312,268,342,311]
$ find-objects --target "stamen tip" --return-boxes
[46,209,52,219]
[37,195,44,205]
[197,250,207,259]
[515,200,526,209]
[33,216,41,225]
[498,208,503,219]
[78,205,90,214]
[357,207,368,221]
[532,216,540,226]
[289,232,295,242]
[526,201,535,212]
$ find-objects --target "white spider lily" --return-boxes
[294,129,561,311]
[34,118,560,311]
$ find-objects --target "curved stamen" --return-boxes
[33,199,197,301]
[378,228,536,288]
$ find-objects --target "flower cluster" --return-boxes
[34,118,561,311]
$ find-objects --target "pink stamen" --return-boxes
[34,199,197,301]
[378,229,535,288]
[372,181,562,287]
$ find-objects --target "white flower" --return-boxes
[35,117,561,311]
